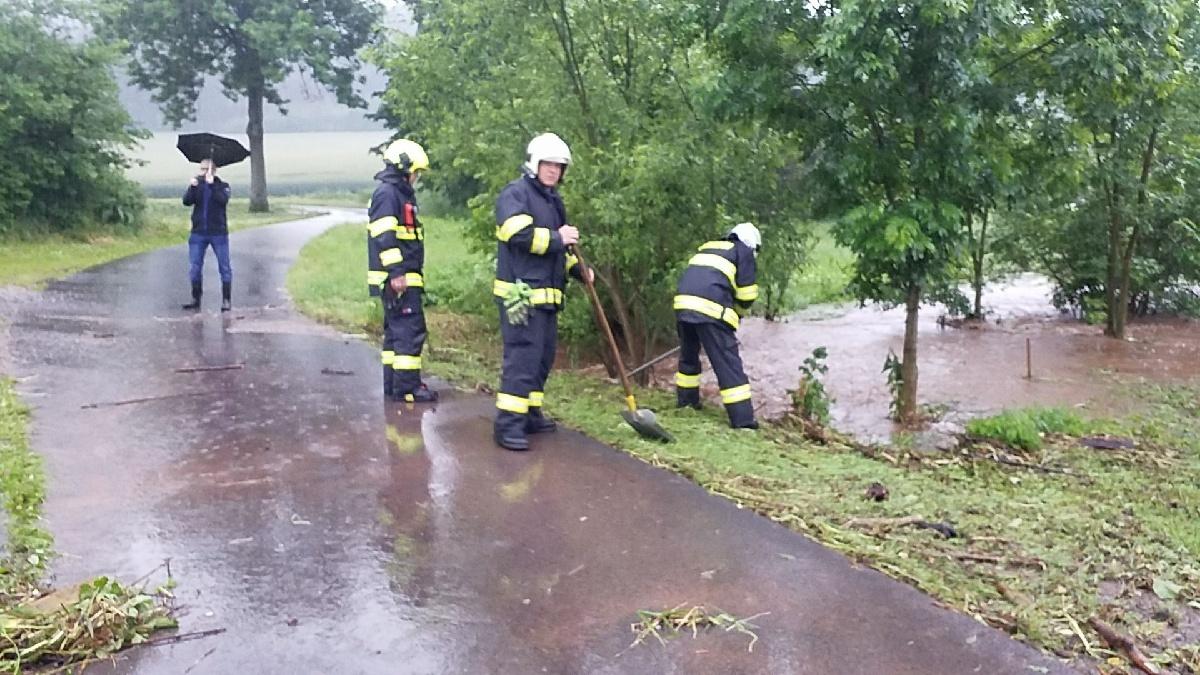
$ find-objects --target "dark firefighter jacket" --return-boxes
[493,172,582,311]
[367,166,423,297]
[183,178,231,235]
[673,238,759,330]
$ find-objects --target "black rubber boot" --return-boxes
[526,409,557,434]
[182,282,202,310]
[494,429,530,451]
[494,412,530,451]
[220,282,231,312]
[392,381,439,404]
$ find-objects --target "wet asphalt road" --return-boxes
[5,211,1069,674]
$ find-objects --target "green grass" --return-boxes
[288,215,1200,672]
[0,199,306,288]
[0,378,52,602]
[967,408,1089,451]
[787,222,855,309]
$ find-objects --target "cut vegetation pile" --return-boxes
[0,576,178,672]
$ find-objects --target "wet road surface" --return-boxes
[6,212,1067,673]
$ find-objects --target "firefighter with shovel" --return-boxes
[492,133,590,451]
[674,222,762,429]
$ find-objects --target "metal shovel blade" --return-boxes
[621,408,674,442]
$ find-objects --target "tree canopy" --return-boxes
[101,0,382,211]
[0,3,143,232]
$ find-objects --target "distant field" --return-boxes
[127,131,392,196]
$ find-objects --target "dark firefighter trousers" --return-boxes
[494,306,557,437]
[675,318,755,428]
[381,288,427,399]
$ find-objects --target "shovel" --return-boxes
[573,246,674,442]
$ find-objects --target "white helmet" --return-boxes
[524,132,572,175]
[730,222,762,255]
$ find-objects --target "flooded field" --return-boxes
[668,274,1200,441]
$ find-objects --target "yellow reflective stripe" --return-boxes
[393,355,422,370]
[528,391,544,407]
[721,384,752,404]
[381,350,395,365]
[492,280,564,305]
[368,216,398,237]
[496,392,529,413]
[496,214,534,241]
[404,272,424,287]
[367,270,388,286]
[735,284,759,302]
[531,228,551,255]
[700,241,734,251]
[565,253,579,271]
[396,228,420,240]
[676,372,700,388]
[379,248,403,266]
[672,294,740,329]
[689,253,736,283]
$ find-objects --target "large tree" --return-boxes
[0,2,144,231]
[101,0,382,211]
[1033,0,1199,338]
[721,0,1027,421]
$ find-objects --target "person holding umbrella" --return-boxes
[177,133,249,312]
[181,159,232,311]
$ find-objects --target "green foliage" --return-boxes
[372,0,816,364]
[100,0,382,208]
[790,347,832,425]
[998,0,1200,334]
[101,0,382,124]
[966,408,1088,451]
[0,575,178,670]
[0,7,145,233]
[0,379,52,601]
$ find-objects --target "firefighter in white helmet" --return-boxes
[673,222,762,429]
[367,138,437,403]
[491,132,591,450]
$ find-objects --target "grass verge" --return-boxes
[289,217,1200,673]
[0,199,307,288]
[0,378,52,603]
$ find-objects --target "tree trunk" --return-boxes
[246,86,269,213]
[1104,178,1122,338]
[900,284,921,423]
[1115,127,1159,339]
[972,210,988,319]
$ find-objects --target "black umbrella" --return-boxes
[176,132,250,167]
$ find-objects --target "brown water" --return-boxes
[673,274,1200,441]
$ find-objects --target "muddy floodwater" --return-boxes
[684,274,1200,441]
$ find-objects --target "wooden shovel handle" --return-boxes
[572,246,638,412]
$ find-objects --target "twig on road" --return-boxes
[81,391,220,409]
[174,363,244,373]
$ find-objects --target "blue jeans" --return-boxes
[188,233,232,284]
